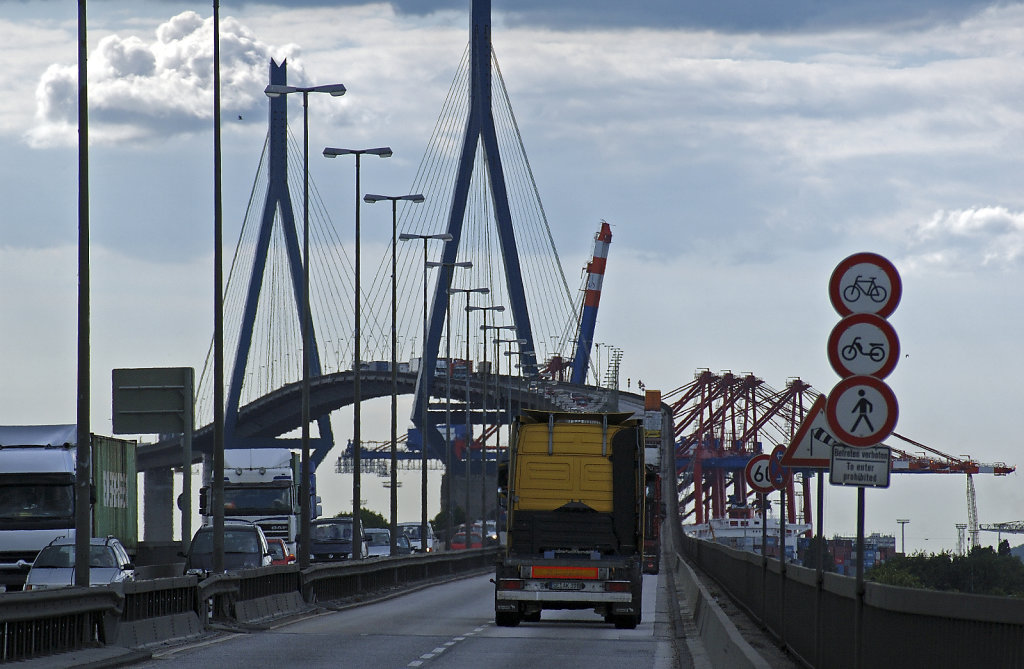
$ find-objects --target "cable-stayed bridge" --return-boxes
[137,1,618,487]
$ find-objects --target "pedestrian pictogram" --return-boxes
[744,454,774,494]
[827,313,899,379]
[829,252,902,318]
[826,376,898,447]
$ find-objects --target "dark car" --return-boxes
[183,521,272,575]
[308,518,367,562]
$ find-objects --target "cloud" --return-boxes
[28,11,300,147]
[902,207,1024,271]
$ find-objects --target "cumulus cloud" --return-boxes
[28,11,300,147]
[903,207,1024,271]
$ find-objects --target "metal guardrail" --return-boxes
[680,533,1024,669]
[0,586,122,662]
[0,547,499,664]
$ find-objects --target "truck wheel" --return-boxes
[614,615,638,630]
[496,611,521,627]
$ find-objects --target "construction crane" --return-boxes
[668,370,1017,536]
[979,521,1024,545]
[888,432,1014,552]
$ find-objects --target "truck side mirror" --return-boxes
[198,487,209,516]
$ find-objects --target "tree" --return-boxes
[335,507,389,529]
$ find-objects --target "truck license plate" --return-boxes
[548,581,584,591]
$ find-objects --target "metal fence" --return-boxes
[0,547,499,664]
[680,533,1024,668]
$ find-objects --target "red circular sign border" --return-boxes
[825,376,899,447]
[744,453,775,494]
[827,313,900,379]
[828,252,902,318]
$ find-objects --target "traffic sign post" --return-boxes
[826,252,902,669]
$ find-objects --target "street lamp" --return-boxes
[399,232,453,552]
[496,338,526,470]
[449,287,489,542]
[364,193,425,553]
[897,518,910,554]
[427,261,472,547]
[323,146,392,560]
[264,81,346,569]
[484,325,517,503]
[470,306,505,530]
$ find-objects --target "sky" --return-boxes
[2,0,1023,554]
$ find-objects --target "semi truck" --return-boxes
[199,448,307,551]
[0,425,138,591]
[493,410,645,629]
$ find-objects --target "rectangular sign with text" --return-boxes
[829,445,891,488]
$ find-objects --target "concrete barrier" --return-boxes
[672,552,771,669]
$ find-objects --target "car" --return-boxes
[23,535,134,591]
[308,518,368,562]
[363,528,414,557]
[267,538,295,565]
[398,521,438,553]
[183,520,273,575]
[450,530,483,550]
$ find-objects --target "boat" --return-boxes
[683,504,811,561]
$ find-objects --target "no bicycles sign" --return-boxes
[828,252,902,318]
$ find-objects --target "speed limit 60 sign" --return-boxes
[744,454,774,494]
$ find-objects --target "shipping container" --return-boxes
[92,434,138,552]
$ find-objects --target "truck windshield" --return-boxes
[223,486,291,515]
[0,483,74,520]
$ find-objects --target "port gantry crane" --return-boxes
[668,370,1016,535]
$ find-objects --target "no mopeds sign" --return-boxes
[826,375,898,448]
[827,313,900,379]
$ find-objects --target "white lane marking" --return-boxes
[408,623,491,666]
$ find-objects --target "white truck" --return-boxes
[199,449,307,551]
[0,425,137,591]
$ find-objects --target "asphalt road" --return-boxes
[132,572,684,669]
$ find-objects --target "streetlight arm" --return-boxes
[323,146,393,158]
[265,83,346,97]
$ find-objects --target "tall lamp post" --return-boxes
[399,232,453,552]
[264,81,346,569]
[364,193,425,554]
[897,518,910,554]
[470,306,505,530]
[450,287,489,540]
[484,326,517,513]
[323,146,392,560]
[497,338,526,449]
[426,261,472,547]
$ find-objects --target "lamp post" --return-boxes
[264,81,346,569]
[399,232,453,552]
[426,261,472,548]
[497,339,526,461]
[364,194,425,554]
[470,306,505,530]
[449,287,489,542]
[323,146,392,560]
[484,326,517,510]
[897,518,910,555]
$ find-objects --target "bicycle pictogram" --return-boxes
[842,275,888,304]
[841,336,886,363]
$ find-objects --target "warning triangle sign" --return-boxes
[781,395,847,468]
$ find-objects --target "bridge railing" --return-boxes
[0,547,500,663]
[679,533,1024,668]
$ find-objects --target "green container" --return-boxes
[91,434,138,551]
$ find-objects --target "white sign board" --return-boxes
[829,445,891,488]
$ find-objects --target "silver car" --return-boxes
[24,535,134,590]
